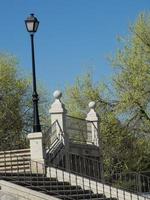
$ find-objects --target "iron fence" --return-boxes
[1,152,149,200]
[44,118,150,195]
[47,150,150,195]
[66,115,93,144]
[43,120,64,153]
[45,142,150,194]
[109,171,150,194]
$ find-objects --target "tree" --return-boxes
[64,13,150,174]
[0,54,30,148]
[64,72,143,175]
[111,13,150,136]
[0,54,50,150]
[111,13,150,171]
[64,73,103,117]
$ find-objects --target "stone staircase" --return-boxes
[0,146,149,200]
[0,172,116,200]
[0,148,115,200]
[0,149,31,173]
[0,92,149,200]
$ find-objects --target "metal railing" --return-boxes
[43,120,65,167]
[46,148,150,195]
[110,171,150,194]
[43,120,63,151]
[43,118,150,195]
[66,115,94,144]
[0,157,74,200]
[43,115,99,150]
[0,152,111,200]
[0,153,149,200]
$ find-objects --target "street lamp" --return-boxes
[25,14,41,132]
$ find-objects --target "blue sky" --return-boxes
[0,0,149,92]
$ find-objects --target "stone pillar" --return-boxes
[49,90,70,169]
[86,102,104,179]
[49,90,67,142]
[28,132,45,173]
[86,101,99,146]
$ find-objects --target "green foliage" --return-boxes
[64,13,150,174]
[0,54,50,149]
[0,54,30,149]
[110,13,150,172]
[64,72,106,117]
[0,55,28,133]
[64,72,138,173]
[111,13,150,135]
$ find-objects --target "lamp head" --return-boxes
[25,13,39,33]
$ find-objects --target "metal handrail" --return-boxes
[111,171,150,194]
[48,149,150,195]
[43,120,64,148]
[66,114,99,123]
[42,116,150,195]
[0,151,149,200]
[0,158,74,200]
[66,115,88,144]
[43,120,65,161]
[66,115,86,121]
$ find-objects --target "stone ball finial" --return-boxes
[53,90,62,99]
[88,101,96,109]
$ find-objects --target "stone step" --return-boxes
[68,193,105,199]
[53,189,92,195]
[0,169,30,173]
[0,165,30,173]
[11,179,70,186]
[0,152,30,159]
[0,149,30,155]
[21,184,82,191]
[27,185,90,194]
[10,179,74,186]
[81,198,117,200]
[15,180,70,186]
[0,173,44,177]
[2,176,56,182]
[54,194,76,200]
[0,160,30,167]
[0,172,115,200]
[78,199,111,200]
[29,183,81,191]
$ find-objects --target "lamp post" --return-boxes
[25,14,41,132]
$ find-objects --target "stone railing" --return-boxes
[27,90,100,172]
[49,90,100,146]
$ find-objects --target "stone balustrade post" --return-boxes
[86,101,104,179]
[49,90,67,143]
[49,90,70,169]
[86,101,99,146]
[27,132,45,173]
